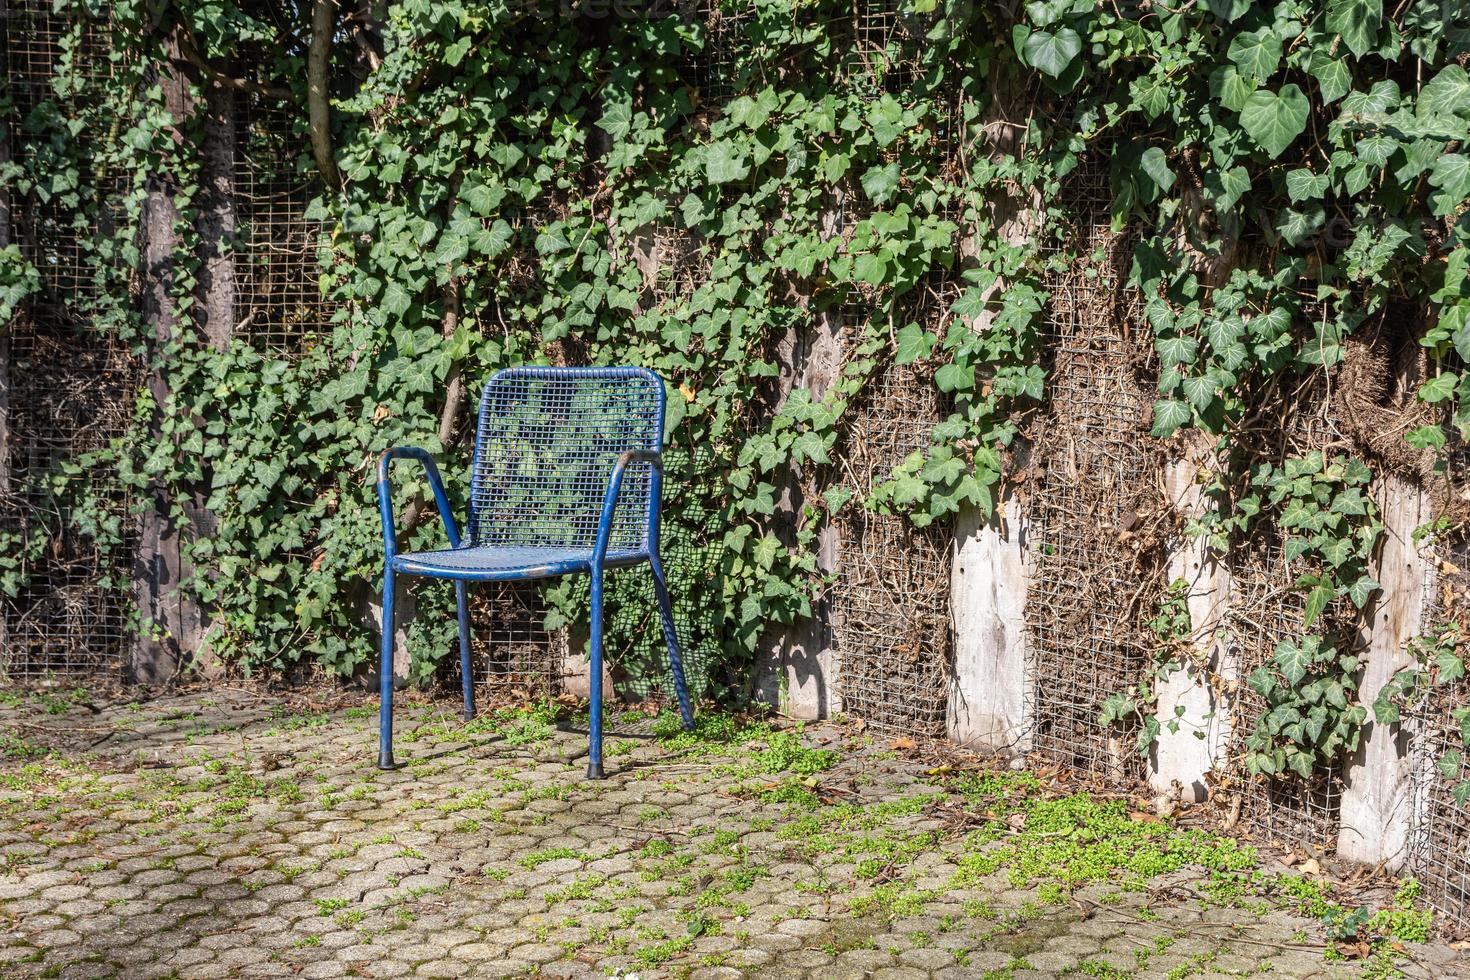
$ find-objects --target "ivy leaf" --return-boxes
[1204,0,1250,20]
[1303,582,1334,628]
[598,98,633,141]
[1440,749,1464,781]
[1285,169,1329,203]
[1227,28,1282,82]
[1406,425,1448,451]
[1139,148,1175,193]
[1151,398,1192,438]
[861,162,901,204]
[1326,0,1382,58]
[1348,576,1380,609]
[1342,80,1401,115]
[895,323,937,364]
[1420,65,1470,119]
[1309,49,1352,104]
[1276,204,1325,247]
[382,281,412,320]
[1419,372,1460,404]
[1023,28,1082,78]
[1239,85,1310,158]
[1428,154,1470,217]
[1156,334,1197,365]
[1438,647,1467,683]
[1203,166,1251,210]
[1274,639,1311,687]
[1181,374,1216,411]
[1373,687,1401,725]
[935,362,974,393]
[704,141,750,184]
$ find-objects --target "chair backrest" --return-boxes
[467,366,665,552]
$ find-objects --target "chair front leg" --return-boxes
[456,583,476,722]
[650,552,694,732]
[378,565,397,771]
[587,565,606,780]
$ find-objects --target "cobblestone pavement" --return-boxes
[1,688,1466,979]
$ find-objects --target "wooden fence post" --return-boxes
[1340,473,1431,869]
[1149,453,1233,802]
[949,493,1030,752]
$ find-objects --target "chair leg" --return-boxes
[587,566,606,780]
[456,582,476,722]
[378,566,397,771]
[650,553,694,732]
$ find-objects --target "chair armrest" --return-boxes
[377,447,461,557]
[592,450,662,564]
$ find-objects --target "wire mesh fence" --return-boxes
[1225,532,1351,849]
[832,359,952,738]
[1023,162,1163,782]
[1407,537,1470,929]
[235,98,333,354]
[466,583,566,698]
[0,315,139,680]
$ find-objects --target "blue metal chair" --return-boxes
[375,366,695,778]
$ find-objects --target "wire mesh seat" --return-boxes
[374,366,695,777]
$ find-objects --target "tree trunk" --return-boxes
[0,0,13,496]
[308,0,341,188]
[131,28,208,684]
[196,75,235,352]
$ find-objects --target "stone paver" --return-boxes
[0,688,1464,978]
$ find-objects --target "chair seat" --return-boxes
[392,544,647,581]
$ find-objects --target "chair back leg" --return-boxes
[455,583,476,721]
[650,553,695,731]
[587,566,606,779]
[378,567,397,770]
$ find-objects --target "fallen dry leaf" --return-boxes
[1299,857,1322,876]
[890,737,917,751]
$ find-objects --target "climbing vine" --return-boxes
[10,0,1470,798]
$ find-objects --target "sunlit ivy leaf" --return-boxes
[1348,575,1380,608]
[1342,80,1401,115]
[1211,65,1256,113]
[1239,85,1310,158]
[1276,204,1325,246]
[1309,48,1351,104]
[598,98,633,141]
[1274,639,1311,686]
[1285,169,1329,202]
[861,162,901,204]
[1155,334,1196,365]
[1203,166,1251,210]
[1419,371,1460,404]
[1326,0,1382,58]
[704,141,749,184]
[1439,749,1464,781]
[1406,424,1448,450]
[382,281,411,320]
[1428,153,1470,217]
[1181,374,1216,411]
[935,362,974,392]
[1420,65,1470,119]
[1151,398,1192,437]
[895,324,937,364]
[1023,28,1082,78]
[1303,582,1334,627]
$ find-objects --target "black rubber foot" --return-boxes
[377,752,396,771]
[587,761,605,780]
[682,717,695,732]
[464,706,477,722]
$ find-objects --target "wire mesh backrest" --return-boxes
[468,367,664,552]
